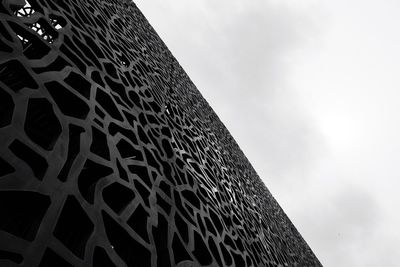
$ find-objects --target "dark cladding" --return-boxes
[0,0,321,266]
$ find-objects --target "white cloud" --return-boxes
[135,0,400,266]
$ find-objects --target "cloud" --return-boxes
[298,184,383,266]
[134,1,400,266]
[137,0,326,187]
[135,0,328,227]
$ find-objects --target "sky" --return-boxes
[134,0,400,266]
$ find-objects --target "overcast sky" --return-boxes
[135,0,400,266]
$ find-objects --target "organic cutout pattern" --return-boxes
[0,0,320,266]
[53,195,94,259]
[9,139,48,180]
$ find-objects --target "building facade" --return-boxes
[0,0,321,266]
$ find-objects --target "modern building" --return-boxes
[0,0,321,266]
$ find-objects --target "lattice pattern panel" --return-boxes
[0,0,321,266]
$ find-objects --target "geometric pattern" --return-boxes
[0,0,321,266]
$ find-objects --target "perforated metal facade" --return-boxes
[0,0,321,266]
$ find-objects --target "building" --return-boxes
[0,0,321,266]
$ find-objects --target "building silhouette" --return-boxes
[0,0,321,266]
